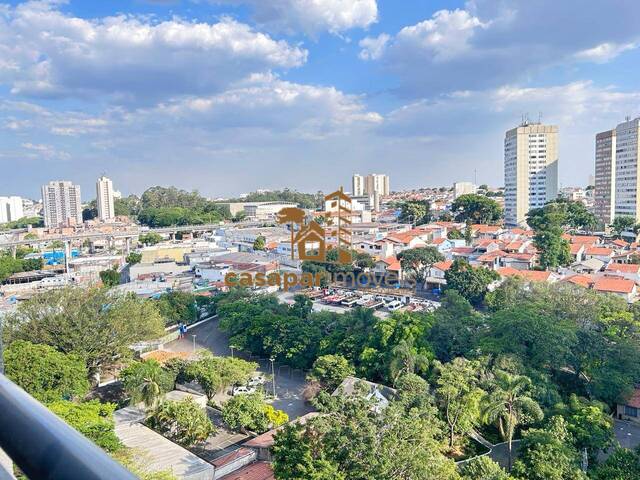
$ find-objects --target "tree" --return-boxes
[4,340,89,403]
[120,360,176,409]
[180,353,257,398]
[534,226,571,269]
[460,456,510,480]
[273,424,345,480]
[447,229,464,240]
[590,447,640,480]
[558,394,614,462]
[99,266,120,287]
[147,397,215,446]
[451,194,502,224]
[155,291,197,326]
[221,393,287,433]
[397,246,444,284]
[253,235,266,251]
[511,416,586,480]
[138,232,163,245]
[126,252,142,265]
[49,400,122,452]
[445,259,499,306]
[307,355,355,392]
[434,358,484,449]
[398,200,432,225]
[3,287,165,376]
[611,215,636,237]
[481,371,544,470]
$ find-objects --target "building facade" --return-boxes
[0,196,24,224]
[504,123,559,227]
[594,129,616,226]
[352,174,364,197]
[614,117,640,221]
[96,175,115,222]
[365,174,390,197]
[453,182,477,199]
[41,181,82,228]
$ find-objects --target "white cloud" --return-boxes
[574,42,638,63]
[209,0,378,35]
[358,33,389,60]
[21,141,70,160]
[362,2,640,97]
[0,1,307,105]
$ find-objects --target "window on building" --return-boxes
[625,405,638,417]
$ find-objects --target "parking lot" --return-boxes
[279,288,440,315]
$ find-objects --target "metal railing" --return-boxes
[0,374,138,479]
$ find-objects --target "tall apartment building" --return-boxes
[594,129,616,226]
[504,123,559,227]
[352,174,364,196]
[41,181,82,228]
[96,175,115,222]
[0,196,24,224]
[614,117,640,221]
[453,181,477,199]
[364,174,390,196]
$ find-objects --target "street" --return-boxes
[165,318,314,420]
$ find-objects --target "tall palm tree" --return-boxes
[481,371,543,470]
[128,360,166,409]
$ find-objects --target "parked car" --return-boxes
[232,386,256,396]
[248,375,266,387]
[386,300,403,311]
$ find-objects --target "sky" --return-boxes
[1,0,640,200]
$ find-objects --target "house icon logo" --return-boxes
[276,187,353,264]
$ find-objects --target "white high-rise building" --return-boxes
[352,174,364,197]
[594,128,616,226]
[504,122,559,227]
[0,196,24,224]
[96,175,116,222]
[614,117,640,221]
[364,174,390,197]
[41,181,82,227]
[453,182,477,199]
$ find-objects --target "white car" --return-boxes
[248,375,266,387]
[386,300,402,311]
[232,386,256,396]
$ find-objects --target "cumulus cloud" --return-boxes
[209,0,378,35]
[359,33,389,60]
[0,1,307,105]
[362,1,640,97]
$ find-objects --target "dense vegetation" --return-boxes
[0,247,43,282]
[217,283,640,478]
[450,194,502,224]
[229,189,323,209]
[0,216,43,230]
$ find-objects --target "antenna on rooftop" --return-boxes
[538,112,542,124]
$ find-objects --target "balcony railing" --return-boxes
[0,374,138,479]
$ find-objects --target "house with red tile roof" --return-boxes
[605,263,640,282]
[584,246,614,264]
[374,256,402,278]
[219,461,274,480]
[497,267,557,283]
[472,224,503,239]
[501,252,537,270]
[424,260,453,290]
[593,277,638,302]
[569,243,586,262]
[617,387,640,425]
[567,235,600,245]
[563,274,595,289]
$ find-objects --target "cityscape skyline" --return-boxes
[1,1,639,198]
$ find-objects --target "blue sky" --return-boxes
[1,0,640,199]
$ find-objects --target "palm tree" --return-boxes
[481,371,543,470]
[276,207,306,259]
[125,360,167,409]
[388,339,429,386]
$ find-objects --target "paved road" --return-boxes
[165,319,314,421]
[613,419,640,450]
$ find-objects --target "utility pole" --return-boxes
[270,357,276,399]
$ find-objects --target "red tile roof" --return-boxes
[212,448,254,468]
[431,237,447,245]
[585,246,614,256]
[380,256,401,271]
[606,263,640,274]
[570,235,600,245]
[564,274,594,288]
[219,462,274,480]
[477,250,504,262]
[612,239,629,248]
[433,260,453,271]
[593,277,636,294]
[569,243,585,255]
[624,388,640,409]
[473,224,502,233]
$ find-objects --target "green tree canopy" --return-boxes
[4,340,89,403]
[253,235,266,251]
[3,287,165,375]
[307,354,355,392]
[451,194,502,224]
[397,246,445,284]
[147,397,215,446]
[120,360,176,409]
[444,259,499,306]
[126,252,142,264]
[398,200,432,225]
[221,393,287,434]
[155,291,197,326]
